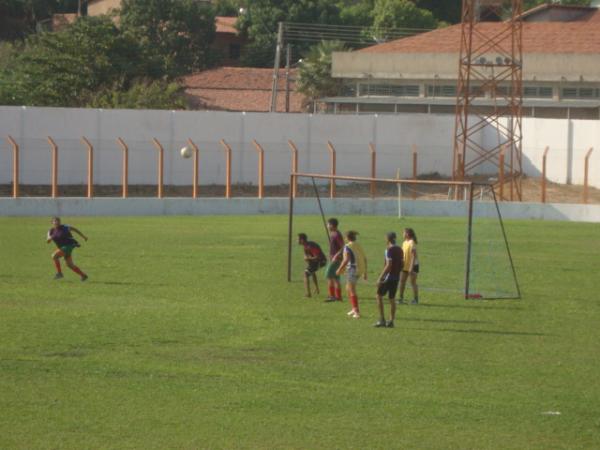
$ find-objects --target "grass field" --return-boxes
[0,215,599,450]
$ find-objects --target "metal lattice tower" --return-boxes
[453,0,523,201]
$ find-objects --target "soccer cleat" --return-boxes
[386,320,395,328]
[410,299,419,305]
[352,312,360,319]
[53,273,64,280]
[397,299,406,305]
[347,309,356,316]
[374,320,387,328]
[81,275,88,282]
[324,297,337,303]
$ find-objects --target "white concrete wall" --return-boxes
[2,197,599,222]
[0,106,597,189]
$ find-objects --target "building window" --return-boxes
[229,43,241,60]
[562,87,600,99]
[427,85,456,97]
[341,84,357,97]
[359,84,419,97]
[523,86,553,98]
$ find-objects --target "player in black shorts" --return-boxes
[298,233,327,298]
[374,232,403,328]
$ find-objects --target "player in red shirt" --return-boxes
[298,233,327,297]
[325,218,345,302]
[46,217,88,281]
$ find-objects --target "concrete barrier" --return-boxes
[1,197,600,222]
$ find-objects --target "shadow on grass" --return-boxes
[402,317,493,325]
[417,302,524,311]
[409,326,550,337]
[91,280,169,287]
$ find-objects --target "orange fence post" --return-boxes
[369,143,376,198]
[287,140,299,198]
[187,139,199,199]
[219,139,232,199]
[583,147,594,204]
[81,137,94,198]
[327,141,336,198]
[47,137,58,198]
[541,146,549,203]
[117,137,128,198]
[412,145,418,200]
[252,140,265,199]
[6,136,19,198]
[152,138,164,199]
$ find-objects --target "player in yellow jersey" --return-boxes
[399,228,419,305]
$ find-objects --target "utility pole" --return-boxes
[270,22,284,113]
[285,44,291,113]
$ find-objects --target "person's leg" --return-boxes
[312,273,320,294]
[348,281,359,317]
[410,272,419,304]
[398,271,409,303]
[65,255,87,280]
[334,278,342,301]
[387,279,398,327]
[303,272,311,297]
[325,263,336,300]
[52,249,64,279]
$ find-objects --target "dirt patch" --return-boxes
[1,176,598,204]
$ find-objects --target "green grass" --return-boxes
[0,215,599,450]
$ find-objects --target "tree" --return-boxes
[120,0,217,78]
[371,0,438,38]
[87,79,187,109]
[297,40,346,110]
[213,0,245,16]
[237,0,343,67]
[0,16,148,106]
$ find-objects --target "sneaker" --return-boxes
[410,299,419,305]
[347,309,356,316]
[81,275,88,282]
[352,312,360,319]
[374,320,387,328]
[386,320,395,328]
[53,273,64,280]
[397,299,406,305]
[324,297,337,303]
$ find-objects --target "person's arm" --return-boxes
[409,248,417,272]
[336,249,349,276]
[377,260,391,285]
[46,230,52,244]
[363,255,368,280]
[69,226,88,241]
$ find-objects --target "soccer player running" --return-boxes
[298,233,327,298]
[375,232,404,328]
[336,230,367,319]
[325,218,345,302]
[47,217,88,281]
[399,227,419,305]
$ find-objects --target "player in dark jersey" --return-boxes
[374,232,404,328]
[298,233,327,298]
[46,217,88,281]
[325,217,345,302]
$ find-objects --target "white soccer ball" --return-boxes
[180,146,193,159]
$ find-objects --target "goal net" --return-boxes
[286,172,520,300]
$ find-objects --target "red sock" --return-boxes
[335,288,342,300]
[53,259,62,273]
[329,285,335,297]
[70,265,85,277]
[350,295,359,312]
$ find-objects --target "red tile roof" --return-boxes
[361,9,600,54]
[216,16,238,34]
[183,67,305,113]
